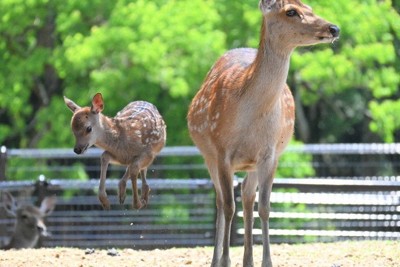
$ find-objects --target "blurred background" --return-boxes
[0,0,399,249]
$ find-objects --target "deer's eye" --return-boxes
[86,126,92,133]
[286,9,298,17]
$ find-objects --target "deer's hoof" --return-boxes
[99,193,110,210]
[211,256,231,267]
[142,186,151,203]
[140,198,148,209]
[132,199,146,210]
[118,193,126,205]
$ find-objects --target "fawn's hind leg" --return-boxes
[128,165,144,209]
[139,169,150,208]
[118,168,130,205]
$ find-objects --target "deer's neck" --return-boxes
[241,17,293,114]
[95,115,121,152]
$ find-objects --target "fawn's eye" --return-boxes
[86,126,92,133]
[286,9,298,17]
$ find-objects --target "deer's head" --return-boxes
[64,93,104,155]
[2,192,56,249]
[259,0,340,51]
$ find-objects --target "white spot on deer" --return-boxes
[210,122,217,131]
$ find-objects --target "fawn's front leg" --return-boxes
[99,152,111,209]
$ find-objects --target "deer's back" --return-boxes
[114,101,166,153]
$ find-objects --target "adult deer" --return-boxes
[187,0,339,266]
[1,192,56,250]
[64,93,166,210]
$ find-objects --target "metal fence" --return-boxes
[0,144,400,249]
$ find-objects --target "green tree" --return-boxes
[1,0,400,179]
[289,0,400,143]
[0,0,226,148]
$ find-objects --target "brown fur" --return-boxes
[187,0,339,266]
[1,192,56,250]
[64,93,166,210]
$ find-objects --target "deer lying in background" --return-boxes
[1,192,56,250]
[64,93,166,210]
[187,0,339,266]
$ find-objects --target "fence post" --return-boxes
[34,175,49,205]
[0,146,7,181]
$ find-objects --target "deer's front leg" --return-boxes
[99,152,111,210]
[139,169,150,208]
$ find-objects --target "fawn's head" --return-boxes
[259,0,339,51]
[64,93,104,155]
[2,192,56,249]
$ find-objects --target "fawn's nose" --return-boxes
[329,25,340,38]
[74,147,82,154]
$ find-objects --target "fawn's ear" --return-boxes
[64,96,81,113]
[1,192,17,217]
[259,0,276,13]
[40,196,57,216]
[91,93,104,114]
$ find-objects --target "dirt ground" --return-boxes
[0,241,399,267]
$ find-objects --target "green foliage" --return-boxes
[54,0,225,147]
[0,0,226,148]
[369,100,400,142]
[286,0,400,143]
[7,157,88,181]
[277,140,315,178]
[1,0,400,179]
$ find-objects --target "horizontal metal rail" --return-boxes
[237,229,400,238]
[1,177,400,191]
[4,143,400,159]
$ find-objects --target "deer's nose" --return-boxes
[74,147,82,154]
[37,221,50,236]
[329,25,340,38]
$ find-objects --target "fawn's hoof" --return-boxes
[98,193,110,210]
[140,198,148,208]
[119,193,126,205]
[132,199,147,210]
[142,186,151,203]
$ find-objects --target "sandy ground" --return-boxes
[0,241,399,267]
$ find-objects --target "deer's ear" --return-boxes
[259,0,276,13]
[91,93,104,114]
[2,192,17,217]
[40,196,57,216]
[64,96,81,113]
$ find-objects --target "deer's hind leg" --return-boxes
[126,164,143,210]
[118,168,130,205]
[139,168,150,208]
